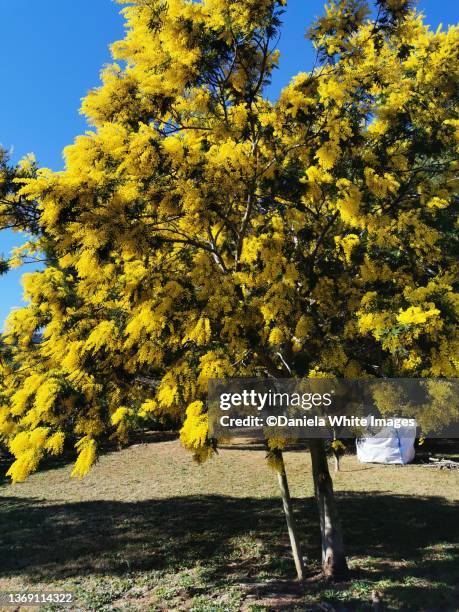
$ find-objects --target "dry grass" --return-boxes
[1,436,458,611]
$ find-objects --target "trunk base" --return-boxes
[322,556,349,582]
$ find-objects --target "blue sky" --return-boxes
[0,0,457,328]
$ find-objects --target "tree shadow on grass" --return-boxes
[0,493,457,610]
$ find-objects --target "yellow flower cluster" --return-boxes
[1,0,457,480]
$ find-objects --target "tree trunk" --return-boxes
[309,439,348,580]
[333,451,340,472]
[276,452,305,582]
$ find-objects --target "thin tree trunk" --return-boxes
[333,452,340,472]
[276,452,305,582]
[309,439,348,580]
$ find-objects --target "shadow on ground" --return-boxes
[0,492,458,609]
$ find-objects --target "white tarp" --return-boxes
[356,422,416,465]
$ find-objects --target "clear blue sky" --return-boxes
[0,0,457,328]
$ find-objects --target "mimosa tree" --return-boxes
[1,0,458,580]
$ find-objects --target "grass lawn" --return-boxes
[0,436,458,611]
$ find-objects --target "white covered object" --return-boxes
[356,423,416,465]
